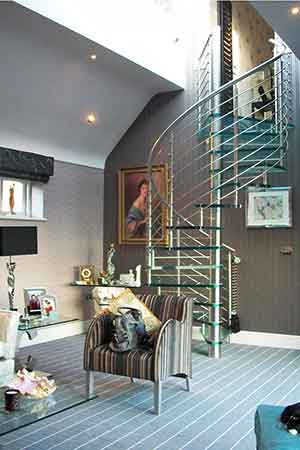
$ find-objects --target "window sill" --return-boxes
[0,215,48,222]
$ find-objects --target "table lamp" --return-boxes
[0,226,38,310]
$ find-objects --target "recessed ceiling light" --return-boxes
[291,6,300,15]
[90,54,97,61]
[87,113,96,124]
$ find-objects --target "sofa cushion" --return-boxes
[0,342,9,359]
[255,404,300,450]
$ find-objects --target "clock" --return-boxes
[79,265,95,285]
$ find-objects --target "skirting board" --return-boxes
[18,320,89,348]
[230,330,300,350]
[193,327,300,350]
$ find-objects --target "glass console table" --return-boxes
[0,315,95,436]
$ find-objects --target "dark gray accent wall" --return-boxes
[104,49,300,335]
[0,160,103,320]
[222,56,300,335]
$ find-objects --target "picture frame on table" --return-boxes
[23,287,46,316]
[246,187,292,228]
[39,294,57,319]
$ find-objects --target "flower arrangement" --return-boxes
[9,368,56,399]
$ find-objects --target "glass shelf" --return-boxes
[70,282,145,288]
[18,315,78,331]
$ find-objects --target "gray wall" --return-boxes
[223,56,300,335]
[104,51,300,335]
[0,160,104,320]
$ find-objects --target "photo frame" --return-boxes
[39,294,57,319]
[23,287,46,315]
[118,165,168,245]
[246,187,292,228]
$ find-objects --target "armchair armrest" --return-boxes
[153,296,192,382]
[84,314,113,370]
[153,319,180,382]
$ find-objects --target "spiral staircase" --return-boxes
[146,49,293,358]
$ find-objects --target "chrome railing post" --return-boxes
[147,167,153,286]
[208,26,222,358]
[177,218,181,296]
[169,131,175,248]
[233,84,239,206]
[227,250,232,343]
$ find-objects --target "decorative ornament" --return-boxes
[7,259,16,310]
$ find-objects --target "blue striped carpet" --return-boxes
[1,335,300,450]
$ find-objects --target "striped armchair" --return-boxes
[84,294,192,415]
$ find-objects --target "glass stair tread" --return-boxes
[213,182,272,191]
[220,114,276,131]
[194,203,242,209]
[213,144,280,154]
[151,264,223,270]
[150,245,223,250]
[194,301,223,307]
[219,129,279,138]
[196,319,222,326]
[149,282,222,288]
[166,225,223,230]
[210,163,286,173]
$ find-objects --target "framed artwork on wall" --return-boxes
[246,186,292,228]
[118,165,168,245]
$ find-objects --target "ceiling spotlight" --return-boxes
[87,113,96,124]
[291,6,300,15]
[89,54,97,61]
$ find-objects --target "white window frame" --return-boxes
[0,177,47,221]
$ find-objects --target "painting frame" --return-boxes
[246,186,292,228]
[23,287,47,316]
[118,165,168,245]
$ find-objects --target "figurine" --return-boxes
[9,184,15,214]
[7,259,16,310]
[107,243,116,283]
[135,264,141,287]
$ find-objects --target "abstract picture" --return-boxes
[246,187,292,228]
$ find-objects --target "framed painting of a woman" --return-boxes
[118,165,168,245]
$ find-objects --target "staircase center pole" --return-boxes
[209,117,222,359]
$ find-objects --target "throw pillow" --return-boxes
[109,289,161,334]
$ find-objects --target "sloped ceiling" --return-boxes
[0,2,181,168]
[250,1,300,59]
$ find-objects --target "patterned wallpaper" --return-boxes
[232,1,274,116]
[232,1,274,75]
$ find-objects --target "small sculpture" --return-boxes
[7,259,16,310]
[107,243,116,283]
[135,264,142,287]
[9,184,15,215]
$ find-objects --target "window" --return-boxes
[0,178,46,220]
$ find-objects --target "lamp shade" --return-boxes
[0,226,37,256]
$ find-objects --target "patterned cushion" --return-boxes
[88,345,154,381]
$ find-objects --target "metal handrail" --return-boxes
[147,52,286,169]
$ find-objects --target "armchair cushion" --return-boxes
[87,344,154,380]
